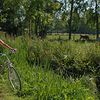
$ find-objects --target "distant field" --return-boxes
[47,33,96,40]
[0,31,97,41]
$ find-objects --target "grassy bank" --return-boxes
[0,35,100,99]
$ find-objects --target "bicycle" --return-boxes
[0,51,21,92]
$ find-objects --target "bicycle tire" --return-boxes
[0,65,5,74]
[8,67,21,92]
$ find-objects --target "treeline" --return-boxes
[0,0,100,39]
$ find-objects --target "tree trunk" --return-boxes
[34,17,38,36]
[39,21,47,38]
[64,0,67,10]
[95,0,99,39]
[69,0,74,40]
[28,19,32,37]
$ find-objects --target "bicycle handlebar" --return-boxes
[0,53,6,56]
[0,50,16,56]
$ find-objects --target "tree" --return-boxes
[95,0,99,38]
[23,0,63,38]
[69,0,74,40]
[0,0,24,36]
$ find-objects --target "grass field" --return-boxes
[0,32,100,99]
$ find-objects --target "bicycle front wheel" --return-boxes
[8,67,21,92]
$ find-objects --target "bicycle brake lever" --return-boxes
[10,49,17,54]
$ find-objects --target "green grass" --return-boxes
[0,33,100,99]
[0,75,24,100]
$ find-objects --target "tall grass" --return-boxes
[27,37,100,77]
[1,35,99,99]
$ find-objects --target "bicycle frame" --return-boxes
[0,53,12,68]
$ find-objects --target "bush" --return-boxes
[27,38,100,78]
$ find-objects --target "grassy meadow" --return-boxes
[0,32,100,99]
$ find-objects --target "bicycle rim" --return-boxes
[8,67,21,92]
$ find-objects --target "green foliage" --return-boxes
[27,37,100,77]
[1,35,98,99]
[0,0,100,37]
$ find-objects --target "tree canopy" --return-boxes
[0,0,100,38]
